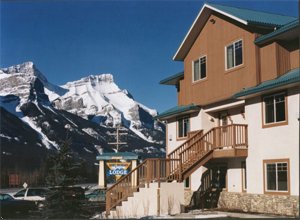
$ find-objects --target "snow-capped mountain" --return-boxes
[0,62,165,178]
[50,74,161,142]
[0,61,164,142]
[0,62,66,106]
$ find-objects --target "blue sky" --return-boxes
[1,0,298,113]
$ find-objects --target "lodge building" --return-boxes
[104,3,299,217]
[157,3,299,216]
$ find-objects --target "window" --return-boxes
[241,161,247,191]
[193,56,207,81]
[14,189,26,197]
[226,40,243,69]
[27,188,48,197]
[178,117,190,138]
[263,93,286,125]
[264,160,289,193]
[184,177,190,188]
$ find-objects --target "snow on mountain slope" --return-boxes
[50,74,162,142]
[0,62,67,106]
[21,116,59,150]
[0,61,165,145]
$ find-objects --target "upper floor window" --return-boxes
[193,56,207,82]
[226,40,243,70]
[178,116,190,138]
[263,92,286,125]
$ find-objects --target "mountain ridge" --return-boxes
[0,61,165,183]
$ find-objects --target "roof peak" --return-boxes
[173,2,297,61]
[206,2,297,19]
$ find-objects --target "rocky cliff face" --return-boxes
[49,73,163,142]
[0,62,165,177]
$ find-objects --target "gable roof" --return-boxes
[207,3,296,27]
[233,68,300,99]
[255,19,299,45]
[159,71,184,85]
[173,3,297,61]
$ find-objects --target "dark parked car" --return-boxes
[0,193,37,218]
[48,186,85,200]
[85,189,105,202]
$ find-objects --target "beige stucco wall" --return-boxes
[166,105,248,193]
[245,87,299,195]
[227,158,244,193]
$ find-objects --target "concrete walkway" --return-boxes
[171,209,291,219]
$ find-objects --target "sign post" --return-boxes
[96,152,139,189]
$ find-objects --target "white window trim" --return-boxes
[225,39,243,71]
[192,55,207,82]
[264,161,288,193]
[263,92,286,125]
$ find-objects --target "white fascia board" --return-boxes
[172,4,207,61]
[204,100,245,113]
[173,3,248,61]
[205,4,248,25]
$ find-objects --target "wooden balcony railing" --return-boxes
[179,124,248,175]
[167,129,203,161]
[105,158,180,217]
[105,124,248,217]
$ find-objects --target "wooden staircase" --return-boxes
[105,124,248,217]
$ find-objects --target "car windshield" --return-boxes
[14,189,26,197]
[0,194,14,201]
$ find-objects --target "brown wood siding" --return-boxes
[260,43,278,82]
[277,43,291,76]
[290,49,300,70]
[179,14,258,106]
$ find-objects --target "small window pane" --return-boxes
[235,41,243,66]
[265,97,275,123]
[227,45,234,69]
[178,117,189,138]
[242,161,247,190]
[193,60,200,81]
[200,57,206,79]
[275,95,285,122]
[27,189,35,196]
[266,164,276,190]
[183,118,189,137]
[178,120,183,138]
[184,177,190,188]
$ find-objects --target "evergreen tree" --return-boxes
[42,138,88,219]
[45,138,83,186]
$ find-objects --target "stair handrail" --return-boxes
[178,124,247,156]
[105,158,181,217]
[179,127,215,156]
[105,124,248,217]
[167,129,203,159]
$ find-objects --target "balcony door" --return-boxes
[218,112,228,147]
